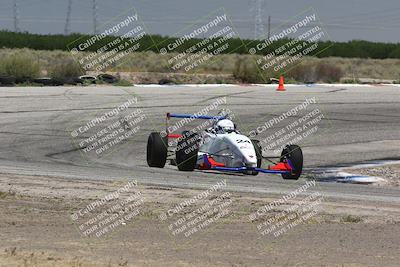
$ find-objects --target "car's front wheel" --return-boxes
[280,145,303,180]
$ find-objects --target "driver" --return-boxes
[213,119,236,134]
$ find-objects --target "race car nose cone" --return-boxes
[244,154,257,165]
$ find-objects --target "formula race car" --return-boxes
[146,112,303,180]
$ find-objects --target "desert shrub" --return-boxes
[341,215,362,223]
[286,63,316,83]
[233,57,267,83]
[0,53,40,80]
[315,62,343,83]
[49,57,84,80]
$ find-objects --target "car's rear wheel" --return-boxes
[281,145,303,180]
[176,131,200,171]
[147,132,168,168]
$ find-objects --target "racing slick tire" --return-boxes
[176,131,200,171]
[248,139,263,176]
[147,132,168,168]
[280,145,303,180]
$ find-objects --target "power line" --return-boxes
[5,1,400,38]
[327,7,400,21]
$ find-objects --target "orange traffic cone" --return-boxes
[277,76,285,91]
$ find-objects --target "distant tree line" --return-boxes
[1,30,400,59]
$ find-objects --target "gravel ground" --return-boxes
[1,174,400,266]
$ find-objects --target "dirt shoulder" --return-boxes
[1,174,400,267]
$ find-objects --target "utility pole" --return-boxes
[92,0,98,34]
[64,0,72,35]
[13,0,20,32]
[267,15,271,39]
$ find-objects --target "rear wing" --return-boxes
[165,112,227,138]
[166,113,227,120]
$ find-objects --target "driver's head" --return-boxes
[216,119,235,133]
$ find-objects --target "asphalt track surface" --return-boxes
[0,85,399,203]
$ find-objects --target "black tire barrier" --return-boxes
[33,78,64,86]
[97,73,119,84]
[0,75,16,86]
[159,78,175,85]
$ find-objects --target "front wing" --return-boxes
[198,154,294,174]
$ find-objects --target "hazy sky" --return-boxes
[1,0,400,42]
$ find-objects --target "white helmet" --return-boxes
[216,119,235,133]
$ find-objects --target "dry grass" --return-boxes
[0,190,16,199]
[0,52,40,80]
[49,58,84,80]
[341,215,363,223]
[1,48,399,82]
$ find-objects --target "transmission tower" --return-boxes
[13,0,20,32]
[252,0,265,39]
[92,0,98,34]
[64,0,72,35]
